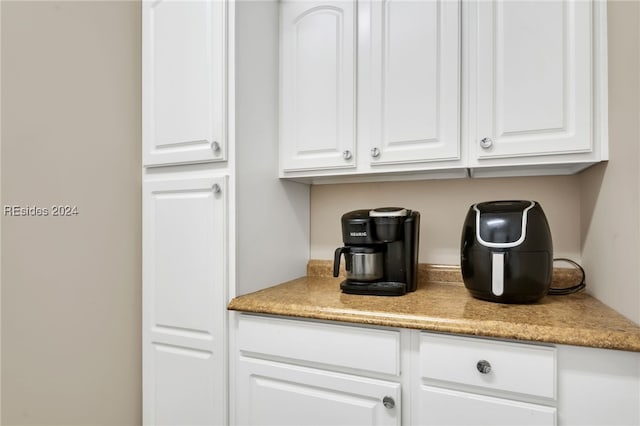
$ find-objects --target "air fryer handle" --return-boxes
[491,251,505,296]
[333,247,351,277]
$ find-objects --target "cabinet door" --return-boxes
[237,358,400,426]
[280,0,357,172]
[143,175,228,425]
[557,345,640,426]
[368,0,460,166]
[142,0,226,166]
[469,0,592,162]
[417,386,556,426]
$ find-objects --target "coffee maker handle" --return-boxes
[333,247,351,277]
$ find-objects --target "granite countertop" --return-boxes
[228,260,640,352]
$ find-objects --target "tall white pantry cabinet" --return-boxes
[141,1,309,424]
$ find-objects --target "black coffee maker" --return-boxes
[333,207,420,296]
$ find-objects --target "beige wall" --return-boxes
[1,2,141,425]
[579,1,640,325]
[311,176,582,265]
[310,1,640,325]
[0,1,3,420]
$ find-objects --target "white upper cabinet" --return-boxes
[280,0,607,183]
[368,0,460,167]
[142,0,226,167]
[280,0,462,181]
[467,0,603,174]
[280,0,357,172]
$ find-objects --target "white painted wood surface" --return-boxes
[469,0,592,162]
[237,358,401,425]
[279,0,608,183]
[142,175,228,425]
[142,0,226,166]
[233,315,640,426]
[417,386,556,426]
[368,0,460,166]
[420,333,556,400]
[142,2,311,424]
[238,315,400,376]
[280,0,357,172]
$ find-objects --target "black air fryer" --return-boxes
[460,200,553,303]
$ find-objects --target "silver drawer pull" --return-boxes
[480,137,493,149]
[343,150,353,160]
[476,359,492,374]
[382,396,395,409]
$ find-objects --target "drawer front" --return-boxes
[418,385,556,426]
[420,333,556,399]
[238,314,400,376]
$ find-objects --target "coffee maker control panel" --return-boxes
[340,210,378,245]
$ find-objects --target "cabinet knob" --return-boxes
[343,150,353,160]
[212,183,221,194]
[476,359,492,374]
[382,396,395,409]
[371,147,381,158]
[210,140,221,152]
[480,137,493,149]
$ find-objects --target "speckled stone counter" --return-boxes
[228,260,640,352]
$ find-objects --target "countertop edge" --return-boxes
[228,297,640,352]
[228,262,640,353]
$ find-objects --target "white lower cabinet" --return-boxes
[233,314,640,426]
[417,333,556,426]
[418,386,556,426]
[143,174,228,425]
[235,315,401,426]
[237,359,400,426]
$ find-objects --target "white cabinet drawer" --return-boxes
[418,385,556,426]
[420,333,556,399]
[238,315,400,376]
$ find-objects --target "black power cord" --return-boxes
[548,258,586,296]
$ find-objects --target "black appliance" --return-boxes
[333,207,420,296]
[461,200,553,303]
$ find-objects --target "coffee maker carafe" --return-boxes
[333,207,420,296]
